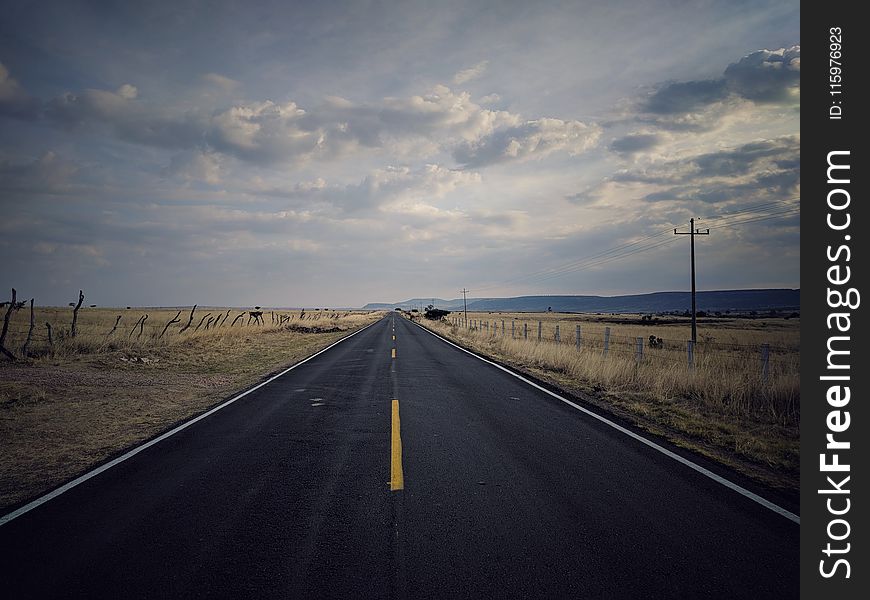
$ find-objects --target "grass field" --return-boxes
[418,311,799,492]
[0,306,382,510]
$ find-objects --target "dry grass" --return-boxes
[422,311,799,492]
[0,306,382,510]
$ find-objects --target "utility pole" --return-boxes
[674,218,709,344]
[460,288,469,325]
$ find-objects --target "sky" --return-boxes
[0,0,800,308]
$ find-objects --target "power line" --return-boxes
[674,218,710,344]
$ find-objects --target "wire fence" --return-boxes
[446,316,798,383]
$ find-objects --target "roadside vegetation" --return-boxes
[416,311,799,493]
[0,303,382,510]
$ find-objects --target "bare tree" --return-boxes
[0,288,16,361]
[70,290,84,338]
[159,310,182,339]
[21,298,35,357]
[179,305,197,333]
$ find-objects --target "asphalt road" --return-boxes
[0,313,798,599]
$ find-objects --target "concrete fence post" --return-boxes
[603,327,611,357]
[575,325,581,350]
[635,337,643,364]
[555,324,561,343]
[687,340,695,372]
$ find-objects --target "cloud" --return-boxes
[453,61,489,85]
[164,150,222,184]
[453,117,601,168]
[206,100,325,162]
[202,73,240,90]
[609,133,663,157]
[257,163,482,214]
[0,62,40,120]
[613,135,799,186]
[724,47,800,103]
[36,80,529,167]
[586,135,801,214]
[0,151,79,194]
[643,79,727,115]
[631,46,799,133]
[117,84,138,99]
[7,60,596,171]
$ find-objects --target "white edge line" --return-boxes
[0,318,383,527]
[411,319,800,525]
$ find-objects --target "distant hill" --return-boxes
[363,289,799,313]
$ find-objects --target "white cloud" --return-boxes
[117,84,138,99]
[202,73,240,90]
[454,117,601,167]
[453,60,489,84]
[724,46,800,103]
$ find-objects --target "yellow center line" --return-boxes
[392,335,396,340]
[391,399,404,491]
[391,348,396,359]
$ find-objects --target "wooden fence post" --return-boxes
[179,305,197,333]
[22,298,35,357]
[70,290,84,338]
[603,327,611,357]
[159,310,182,339]
[555,324,561,343]
[523,322,528,340]
[575,325,581,350]
[687,340,695,372]
[537,321,542,342]
[0,288,17,361]
[635,337,643,364]
[761,343,770,383]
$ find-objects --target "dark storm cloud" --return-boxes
[634,46,799,132]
